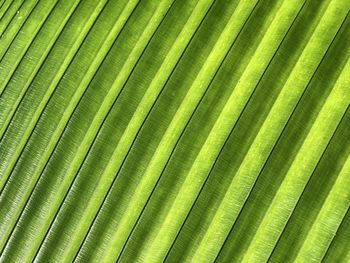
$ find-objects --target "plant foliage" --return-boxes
[0,0,349,262]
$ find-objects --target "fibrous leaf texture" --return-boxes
[0,0,349,262]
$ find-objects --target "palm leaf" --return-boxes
[0,0,349,262]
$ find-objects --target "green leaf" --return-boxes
[0,0,349,262]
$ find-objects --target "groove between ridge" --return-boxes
[0,0,27,39]
[166,1,308,260]
[32,0,180,261]
[217,7,350,262]
[192,1,347,261]
[0,0,82,140]
[0,0,349,262]
[0,0,110,192]
[0,0,132,257]
[74,0,221,260]
[241,26,350,261]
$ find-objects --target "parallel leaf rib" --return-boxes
[0,0,55,94]
[0,0,111,190]
[241,22,350,260]
[295,149,350,262]
[215,2,350,261]
[0,0,81,140]
[0,0,349,261]
[192,1,349,261]
[32,0,178,261]
[100,0,302,262]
